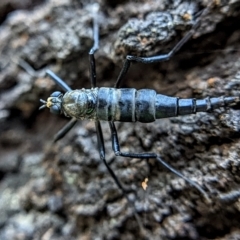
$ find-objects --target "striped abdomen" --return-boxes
[96,88,238,123]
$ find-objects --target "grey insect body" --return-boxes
[62,88,98,120]
[53,87,239,123]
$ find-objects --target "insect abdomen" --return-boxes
[96,88,238,123]
[97,88,160,122]
[97,88,136,122]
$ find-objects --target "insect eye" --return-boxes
[50,91,62,98]
[50,105,61,114]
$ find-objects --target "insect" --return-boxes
[39,7,239,232]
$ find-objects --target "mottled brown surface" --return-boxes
[1,0,240,239]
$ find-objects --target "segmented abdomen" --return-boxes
[97,87,238,123]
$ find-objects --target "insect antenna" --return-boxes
[39,99,47,110]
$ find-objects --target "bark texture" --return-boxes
[1,0,240,239]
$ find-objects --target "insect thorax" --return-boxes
[62,88,98,120]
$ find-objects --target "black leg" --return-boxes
[109,121,210,201]
[114,8,209,88]
[46,69,72,92]
[89,15,99,88]
[53,118,78,142]
[95,120,145,233]
[89,17,145,233]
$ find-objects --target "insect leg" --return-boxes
[89,15,99,88]
[95,120,145,232]
[109,121,209,201]
[46,69,72,92]
[114,8,208,88]
[53,118,78,142]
